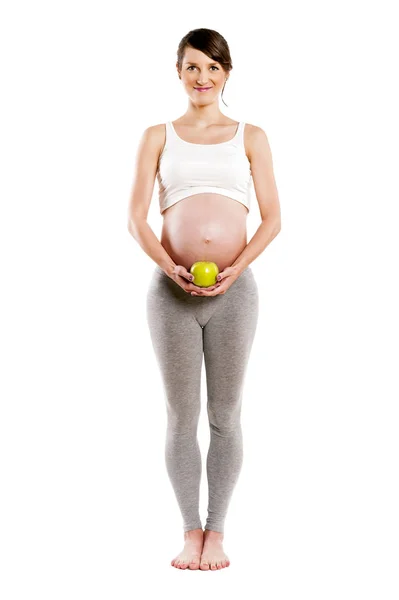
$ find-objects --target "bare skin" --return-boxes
[171,528,230,570]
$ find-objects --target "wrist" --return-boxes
[158,259,176,277]
[164,264,176,278]
[231,262,245,276]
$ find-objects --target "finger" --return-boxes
[173,266,192,281]
[182,274,193,282]
[194,283,217,290]
[191,287,219,296]
[191,285,217,292]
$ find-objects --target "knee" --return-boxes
[167,406,200,434]
[207,405,242,437]
[209,421,241,438]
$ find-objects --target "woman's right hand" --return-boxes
[169,265,218,294]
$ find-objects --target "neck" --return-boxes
[183,102,225,126]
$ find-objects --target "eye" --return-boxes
[186,66,219,71]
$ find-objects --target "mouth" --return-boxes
[194,87,212,92]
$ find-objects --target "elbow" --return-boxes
[128,219,137,237]
[128,217,146,237]
[262,213,281,232]
[272,211,282,233]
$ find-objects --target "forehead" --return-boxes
[183,48,219,65]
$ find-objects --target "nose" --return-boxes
[196,70,210,85]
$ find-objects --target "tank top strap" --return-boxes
[236,121,246,146]
[165,121,178,145]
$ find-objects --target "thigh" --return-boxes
[146,270,204,406]
[203,269,259,415]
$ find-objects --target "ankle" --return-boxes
[184,528,203,540]
[204,528,224,540]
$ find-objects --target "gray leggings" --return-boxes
[146,264,259,533]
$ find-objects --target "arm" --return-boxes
[231,125,281,274]
[127,125,177,276]
[129,220,177,276]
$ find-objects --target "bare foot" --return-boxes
[171,528,204,570]
[199,528,230,570]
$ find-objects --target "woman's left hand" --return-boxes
[190,266,240,296]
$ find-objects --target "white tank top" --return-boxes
[157,121,253,215]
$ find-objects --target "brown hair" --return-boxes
[176,28,233,107]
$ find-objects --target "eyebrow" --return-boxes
[185,61,218,66]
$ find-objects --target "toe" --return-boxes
[200,560,210,570]
[189,556,200,569]
[217,561,222,569]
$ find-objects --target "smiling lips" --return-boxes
[195,87,212,92]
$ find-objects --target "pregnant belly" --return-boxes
[160,193,248,273]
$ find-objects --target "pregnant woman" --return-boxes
[127,28,281,570]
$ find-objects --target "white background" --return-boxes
[1,0,398,598]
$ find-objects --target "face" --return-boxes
[177,47,228,102]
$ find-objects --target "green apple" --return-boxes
[190,261,219,288]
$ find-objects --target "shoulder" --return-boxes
[138,123,167,160]
[243,123,270,161]
[140,123,166,142]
